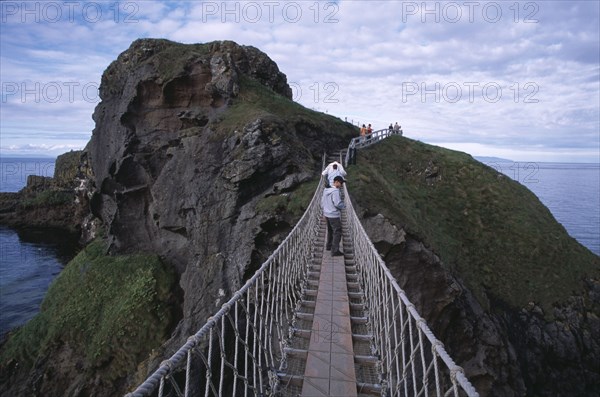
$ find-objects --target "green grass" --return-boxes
[21,190,72,208]
[152,41,210,82]
[256,177,320,218]
[348,136,600,316]
[214,75,357,140]
[0,240,179,380]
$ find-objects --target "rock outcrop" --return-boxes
[0,150,90,238]
[86,39,355,350]
[4,38,597,397]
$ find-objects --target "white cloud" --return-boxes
[0,0,598,163]
[1,143,87,158]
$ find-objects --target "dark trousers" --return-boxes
[325,216,342,253]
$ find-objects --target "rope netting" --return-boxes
[342,183,479,397]
[125,178,326,397]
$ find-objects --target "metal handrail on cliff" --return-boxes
[125,157,327,397]
[345,128,403,167]
[342,182,479,397]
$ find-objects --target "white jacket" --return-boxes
[327,169,345,187]
[322,161,347,187]
[321,161,347,176]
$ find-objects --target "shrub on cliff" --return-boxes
[20,189,72,208]
[0,239,180,387]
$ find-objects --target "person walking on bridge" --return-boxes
[321,176,346,256]
[322,161,347,187]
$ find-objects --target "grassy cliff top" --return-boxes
[347,136,599,315]
[214,75,356,139]
[0,240,179,381]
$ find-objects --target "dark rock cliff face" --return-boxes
[85,38,356,377]
[0,150,90,238]
[1,39,356,397]
[360,211,600,397]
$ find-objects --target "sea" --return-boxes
[0,158,80,337]
[483,160,600,255]
[0,158,599,337]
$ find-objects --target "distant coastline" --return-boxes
[475,156,514,163]
[0,157,56,193]
[0,155,57,159]
[475,156,600,165]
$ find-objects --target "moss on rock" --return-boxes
[256,177,319,218]
[347,136,600,316]
[0,239,180,383]
[54,150,83,188]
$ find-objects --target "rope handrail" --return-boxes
[342,183,479,396]
[125,156,328,397]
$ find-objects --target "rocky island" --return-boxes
[1,39,598,397]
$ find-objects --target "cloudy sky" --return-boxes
[1,1,599,162]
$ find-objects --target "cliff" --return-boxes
[1,38,598,397]
[0,150,90,238]
[0,39,357,396]
[85,38,356,347]
[349,137,600,396]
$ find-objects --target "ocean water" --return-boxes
[484,161,600,256]
[0,158,56,192]
[0,158,598,337]
[0,226,79,336]
[0,158,79,337]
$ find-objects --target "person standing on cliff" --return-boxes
[366,123,373,143]
[321,176,346,256]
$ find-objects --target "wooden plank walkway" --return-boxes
[300,248,358,397]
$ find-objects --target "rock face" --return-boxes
[86,39,356,365]
[367,230,600,397]
[8,38,597,397]
[0,150,90,237]
[1,39,357,397]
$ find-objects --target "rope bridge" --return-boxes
[126,158,478,397]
